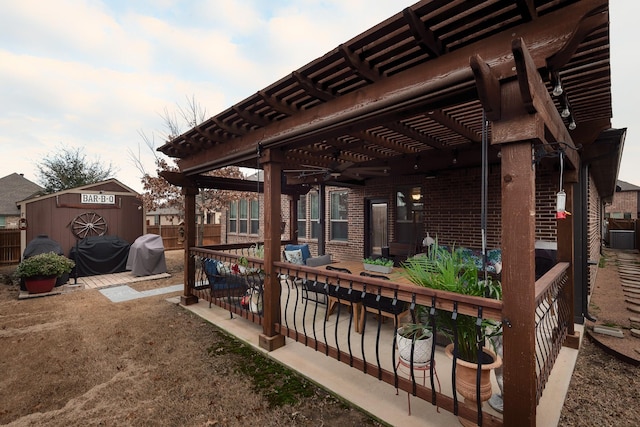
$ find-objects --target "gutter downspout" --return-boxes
[577,163,597,323]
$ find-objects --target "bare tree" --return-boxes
[131,96,251,219]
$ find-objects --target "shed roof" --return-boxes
[159,0,621,199]
[18,179,139,206]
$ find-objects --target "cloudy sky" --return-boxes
[1,1,637,193]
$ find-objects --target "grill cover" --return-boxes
[70,236,130,277]
[22,235,69,289]
[126,234,167,276]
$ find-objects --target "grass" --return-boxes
[208,332,317,408]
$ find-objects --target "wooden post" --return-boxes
[259,148,286,351]
[557,173,579,347]
[289,195,299,242]
[501,141,537,427]
[180,186,199,306]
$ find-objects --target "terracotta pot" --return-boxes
[24,276,57,294]
[445,343,502,426]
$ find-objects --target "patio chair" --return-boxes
[358,271,410,333]
[301,254,333,304]
[203,258,247,307]
[325,265,362,332]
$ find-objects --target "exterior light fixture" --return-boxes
[552,82,563,97]
[561,106,570,118]
[568,119,576,130]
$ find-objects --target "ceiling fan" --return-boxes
[284,150,390,182]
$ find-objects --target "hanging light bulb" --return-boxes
[561,106,570,118]
[552,82,563,97]
[568,118,577,130]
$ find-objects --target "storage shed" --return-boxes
[17,179,144,258]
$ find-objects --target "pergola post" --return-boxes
[258,148,286,351]
[501,140,537,426]
[558,173,579,347]
[180,185,199,306]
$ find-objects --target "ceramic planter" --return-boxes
[24,276,57,294]
[363,263,393,274]
[397,327,433,365]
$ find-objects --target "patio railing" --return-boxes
[184,245,573,427]
[273,260,504,427]
[534,262,571,403]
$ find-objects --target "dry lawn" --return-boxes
[2,249,639,426]
[0,251,380,427]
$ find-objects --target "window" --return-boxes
[297,195,307,239]
[330,190,348,241]
[310,192,320,239]
[250,199,259,234]
[395,186,422,243]
[229,201,237,233]
[239,199,248,233]
[229,199,260,235]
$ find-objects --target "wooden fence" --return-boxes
[147,224,221,250]
[0,229,21,265]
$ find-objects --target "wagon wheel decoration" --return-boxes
[71,212,108,239]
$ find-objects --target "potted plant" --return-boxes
[15,252,75,294]
[362,257,394,274]
[402,242,502,424]
[396,319,433,366]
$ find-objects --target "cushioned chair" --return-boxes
[358,271,410,333]
[301,254,333,304]
[203,258,247,307]
[325,265,362,332]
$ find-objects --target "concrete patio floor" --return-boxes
[173,295,583,427]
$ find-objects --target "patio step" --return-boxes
[593,325,624,338]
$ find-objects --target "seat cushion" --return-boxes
[284,244,311,262]
[284,249,304,265]
[305,254,332,267]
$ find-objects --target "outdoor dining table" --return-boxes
[318,259,411,284]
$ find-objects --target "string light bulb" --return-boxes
[552,82,563,97]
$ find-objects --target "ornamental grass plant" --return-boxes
[401,241,501,363]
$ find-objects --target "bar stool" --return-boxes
[396,357,441,416]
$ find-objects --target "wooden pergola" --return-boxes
[158,1,625,425]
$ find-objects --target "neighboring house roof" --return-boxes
[0,173,43,215]
[616,180,640,192]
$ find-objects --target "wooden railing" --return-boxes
[185,245,574,427]
[273,261,504,426]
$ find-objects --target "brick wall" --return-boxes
[605,190,639,219]
[587,174,602,294]
[216,166,563,261]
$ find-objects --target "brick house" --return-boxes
[0,173,43,229]
[606,179,640,219]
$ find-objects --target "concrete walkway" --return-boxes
[173,296,582,427]
[588,249,640,364]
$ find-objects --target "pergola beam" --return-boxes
[177,0,604,176]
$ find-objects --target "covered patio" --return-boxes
[158,1,625,425]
